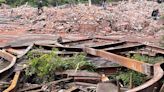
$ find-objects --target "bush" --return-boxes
[6,0,48,7]
[25,49,96,83]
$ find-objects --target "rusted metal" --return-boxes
[61,38,93,45]
[124,44,164,57]
[73,82,97,87]
[34,44,83,52]
[84,47,153,76]
[0,50,16,77]
[96,66,123,75]
[5,44,33,58]
[84,47,164,92]
[91,41,125,49]
[127,63,164,92]
[61,37,118,45]
[159,83,164,92]
[61,37,118,48]
[145,45,164,55]
[74,77,100,84]
[3,71,21,92]
[18,77,73,92]
[104,44,144,52]
[35,41,64,47]
[128,51,156,56]
[17,44,33,58]
[0,38,163,92]
[95,37,120,42]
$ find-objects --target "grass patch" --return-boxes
[127,53,164,64]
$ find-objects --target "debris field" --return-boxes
[0,1,164,92]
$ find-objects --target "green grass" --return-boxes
[2,0,115,7]
[127,53,164,64]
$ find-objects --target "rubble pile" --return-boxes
[0,1,163,36]
[109,1,164,34]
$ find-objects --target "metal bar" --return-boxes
[95,37,120,41]
[17,44,33,58]
[18,77,73,92]
[145,45,164,55]
[91,41,126,49]
[73,82,97,87]
[61,38,93,45]
[84,47,153,76]
[0,50,16,76]
[5,44,33,58]
[96,66,123,75]
[127,63,164,92]
[74,77,100,84]
[34,44,83,52]
[4,71,21,92]
[104,44,145,52]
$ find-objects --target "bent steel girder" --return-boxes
[84,47,164,92]
[0,50,16,77]
[5,44,33,58]
[127,63,164,92]
[84,47,153,76]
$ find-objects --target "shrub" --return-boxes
[25,49,96,83]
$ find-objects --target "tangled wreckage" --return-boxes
[0,35,164,92]
[0,0,163,92]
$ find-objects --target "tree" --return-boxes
[88,0,91,6]
[0,0,6,4]
[4,0,102,7]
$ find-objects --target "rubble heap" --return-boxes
[0,1,163,36]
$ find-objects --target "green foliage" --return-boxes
[25,49,96,83]
[129,54,164,64]
[0,0,6,4]
[116,70,146,86]
[109,53,164,87]
[0,0,6,3]
[109,69,146,87]
[3,0,113,7]
[6,0,48,7]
